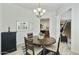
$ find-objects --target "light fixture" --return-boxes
[33,3,46,18]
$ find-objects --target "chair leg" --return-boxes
[26,51,28,55]
[42,46,46,55]
[51,51,60,55]
[33,50,35,55]
[43,48,45,55]
[55,51,60,55]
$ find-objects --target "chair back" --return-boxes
[44,31,49,38]
[27,33,33,38]
[24,37,34,55]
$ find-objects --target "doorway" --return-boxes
[60,20,71,48]
[40,18,49,37]
[60,8,72,50]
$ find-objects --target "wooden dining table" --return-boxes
[32,36,56,46]
[25,36,56,55]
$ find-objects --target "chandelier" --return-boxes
[33,3,46,18]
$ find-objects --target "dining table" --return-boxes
[25,35,56,55]
[32,36,56,46]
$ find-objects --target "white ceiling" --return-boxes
[16,3,64,11]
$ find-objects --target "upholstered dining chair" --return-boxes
[24,37,43,55]
[45,38,61,55]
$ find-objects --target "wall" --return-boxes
[41,11,57,39]
[1,4,57,46]
[41,11,58,45]
[57,4,79,54]
[0,4,2,54]
[71,4,79,54]
[1,4,40,45]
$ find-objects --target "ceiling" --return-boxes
[16,3,64,11]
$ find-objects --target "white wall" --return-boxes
[0,4,2,54]
[1,4,40,45]
[0,4,2,32]
[57,4,79,54]
[1,4,57,46]
[71,4,79,54]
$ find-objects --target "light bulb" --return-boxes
[43,9,46,13]
[37,8,42,12]
[34,9,37,13]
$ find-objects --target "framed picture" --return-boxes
[17,21,28,31]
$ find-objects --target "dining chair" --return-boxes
[44,31,49,38]
[45,38,60,55]
[27,33,33,38]
[24,37,43,55]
